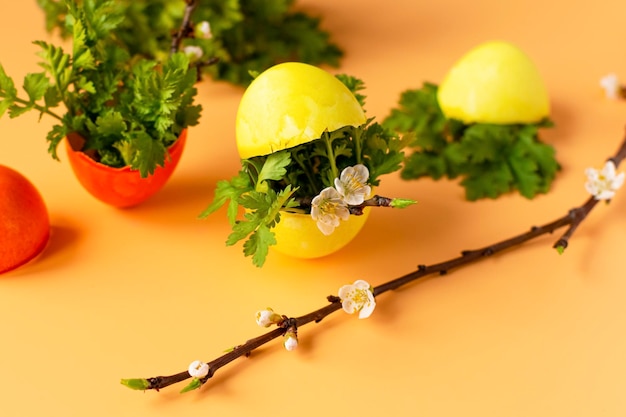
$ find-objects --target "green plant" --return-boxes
[0,0,201,177]
[36,0,343,87]
[383,83,559,200]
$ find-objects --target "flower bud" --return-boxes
[183,45,203,61]
[255,308,283,327]
[283,329,298,351]
[195,21,212,39]
[188,360,209,378]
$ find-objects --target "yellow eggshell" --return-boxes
[437,41,550,124]
[271,209,371,259]
[236,62,367,159]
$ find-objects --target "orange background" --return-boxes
[1,1,626,416]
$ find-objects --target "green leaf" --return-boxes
[95,111,126,137]
[0,64,17,118]
[180,377,203,394]
[244,223,276,267]
[227,215,261,247]
[34,40,72,92]
[390,198,417,209]
[256,151,291,191]
[71,18,96,70]
[36,0,68,34]
[43,85,62,109]
[461,161,515,200]
[401,151,448,180]
[46,124,67,160]
[23,72,50,103]
[120,378,150,391]
[75,76,96,94]
[112,140,135,167]
[8,103,34,118]
[199,171,252,224]
[555,245,565,255]
[383,82,448,148]
[216,182,296,267]
[130,130,167,177]
[362,122,410,185]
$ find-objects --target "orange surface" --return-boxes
[1,1,626,416]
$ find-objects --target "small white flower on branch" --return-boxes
[255,308,283,327]
[338,279,376,319]
[584,160,625,200]
[311,186,350,235]
[600,73,621,99]
[188,360,209,378]
[334,164,372,205]
[283,329,298,351]
[183,45,203,61]
[196,21,212,39]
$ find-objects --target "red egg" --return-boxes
[0,165,50,274]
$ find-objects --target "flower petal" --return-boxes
[338,284,353,300]
[342,299,356,314]
[316,219,337,235]
[358,300,376,319]
[353,279,371,290]
[613,171,625,189]
[595,190,616,200]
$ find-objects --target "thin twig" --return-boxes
[293,195,397,215]
[170,0,198,55]
[123,129,626,393]
[169,1,219,81]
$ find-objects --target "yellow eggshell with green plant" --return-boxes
[235,62,370,259]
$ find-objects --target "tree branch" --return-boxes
[170,0,197,55]
[122,128,626,393]
[293,194,399,215]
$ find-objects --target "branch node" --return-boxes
[327,295,340,303]
[147,377,161,391]
[417,264,427,271]
[282,317,298,330]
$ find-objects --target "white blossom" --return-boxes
[600,73,621,99]
[183,45,203,61]
[310,186,350,235]
[188,360,209,378]
[255,308,283,327]
[585,160,625,200]
[338,279,376,319]
[334,164,372,205]
[196,21,212,39]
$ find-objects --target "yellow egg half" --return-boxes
[437,41,550,124]
[235,62,367,159]
[272,209,371,259]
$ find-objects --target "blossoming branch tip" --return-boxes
[338,280,376,319]
[584,160,625,200]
